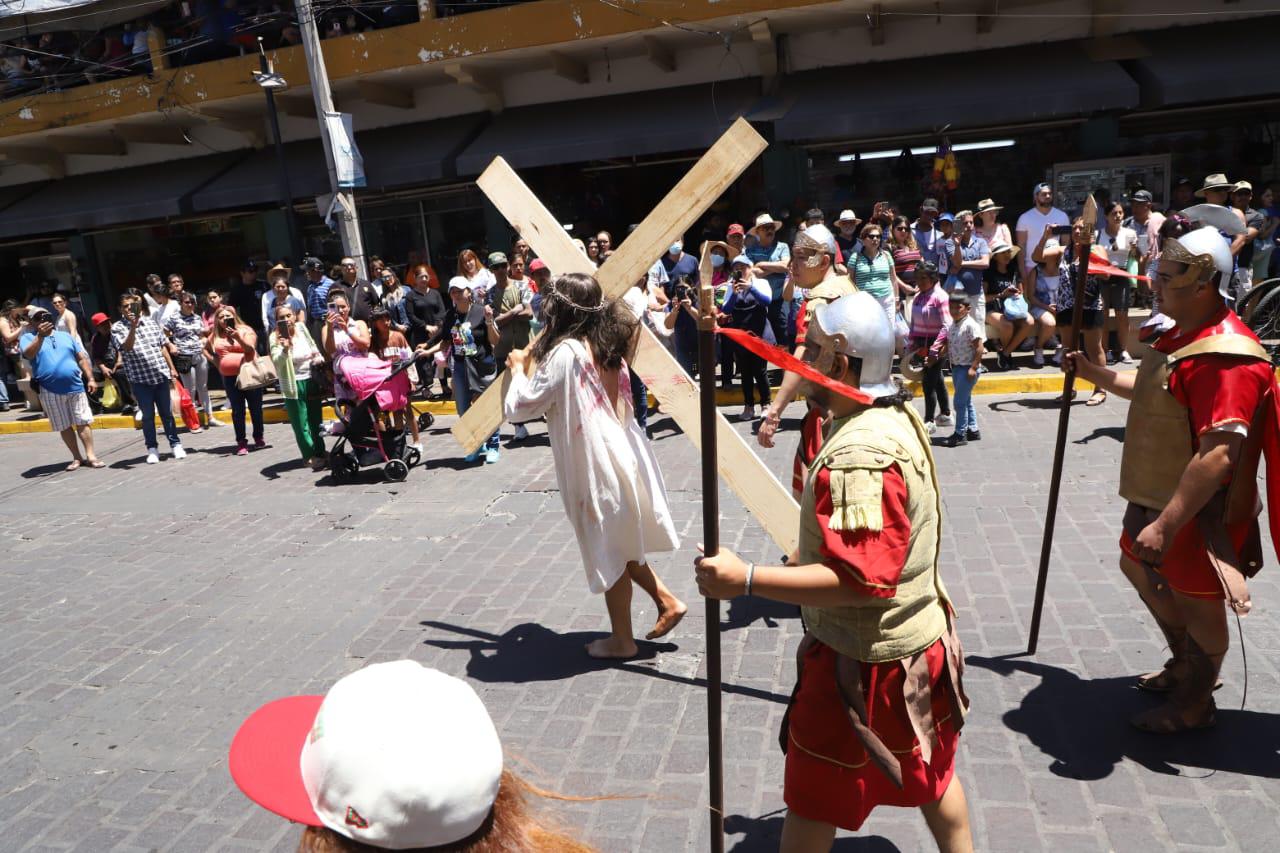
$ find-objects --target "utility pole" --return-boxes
[255,38,304,266]
[296,0,367,278]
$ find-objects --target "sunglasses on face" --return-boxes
[864,233,882,240]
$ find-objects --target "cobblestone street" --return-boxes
[2,392,1277,852]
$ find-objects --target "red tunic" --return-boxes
[783,464,959,830]
[1118,307,1280,598]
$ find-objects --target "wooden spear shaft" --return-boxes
[1028,196,1098,655]
[697,282,725,853]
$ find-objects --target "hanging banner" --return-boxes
[324,112,366,189]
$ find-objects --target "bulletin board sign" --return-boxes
[1052,154,1171,214]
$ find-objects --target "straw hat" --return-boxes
[267,263,292,282]
[975,198,1002,214]
[748,212,783,236]
[1194,173,1237,198]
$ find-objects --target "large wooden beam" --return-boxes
[451,119,801,553]
[46,134,127,156]
[0,147,65,179]
[550,51,588,84]
[358,79,416,110]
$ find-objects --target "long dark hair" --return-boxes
[529,273,637,370]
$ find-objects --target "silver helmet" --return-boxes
[810,291,898,399]
[1162,224,1234,298]
[794,223,838,259]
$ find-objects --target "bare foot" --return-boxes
[645,599,688,640]
[585,637,638,659]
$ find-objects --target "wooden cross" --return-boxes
[451,118,801,553]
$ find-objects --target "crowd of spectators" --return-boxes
[3,171,1277,470]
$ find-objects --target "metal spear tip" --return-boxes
[1080,194,1099,232]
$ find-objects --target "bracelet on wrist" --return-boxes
[745,562,756,597]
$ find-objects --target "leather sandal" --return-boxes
[1130,700,1216,734]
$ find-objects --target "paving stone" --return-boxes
[0,393,1275,851]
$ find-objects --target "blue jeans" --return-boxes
[629,368,648,430]
[223,375,265,446]
[0,358,9,406]
[453,357,499,452]
[133,380,181,450]
[950,363,978,435]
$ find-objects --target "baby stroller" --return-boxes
[328,352,424,482]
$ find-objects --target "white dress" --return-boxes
[504,338,679,593]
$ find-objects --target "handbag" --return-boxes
[236,355,277,390]
[1003,294,1029,321]
[174,378,200,430]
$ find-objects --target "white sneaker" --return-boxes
[207,416,226,427]
[935,413,953,429]
[1119,350,1133,364]
[171,445,186,460]
[925,420,936,435]
[513,424,529,441]
[409,441,423,452]
[1033,349,1045,368]
[145,450,159,465]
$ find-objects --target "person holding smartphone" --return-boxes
[111,293,185,464]
[269,304,327,469]
[206,306,265,456]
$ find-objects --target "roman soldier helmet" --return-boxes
[810,291,898,399]
[1170,204,1242,298]
[793,223,838,267]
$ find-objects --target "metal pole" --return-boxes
[1028,197,1097,654]
[296,0,367,278]
[258,39,303,266]
[697,283,725,853]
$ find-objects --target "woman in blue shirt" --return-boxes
[720,256,773,421]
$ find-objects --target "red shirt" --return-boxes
[812,463,910,598]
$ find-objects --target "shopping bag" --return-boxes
[174,379,200,431]
[99,378,121,411]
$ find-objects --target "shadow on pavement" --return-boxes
[1073,425,1126,445]
[259,458,311,480]
[969,655,1280,780]
[421,620,790,705]
[725,813,899,851]
[725,595,799,630]
[987,398,1079,412]
[21,461,72,478]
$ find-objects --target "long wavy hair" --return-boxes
[529,273,637,370]
[295,769,595,853]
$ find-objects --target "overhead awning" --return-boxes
[0,154,239,241]
[772,45,1139,144]
[1126,17,1280,108]
[189,113,488,212]
[455,80,761,176]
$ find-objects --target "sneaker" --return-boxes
[253,438,267,449]
[464,450,481,463]
[740,405,756,422]
[942,433,967,448]
[925,420,936,436]
[410,441,424,452]
[1032,349,1045,368]
[207,416,226,427]
[1052,349,1063,366]
[145,450,159,464]
[935,413,954,429]
[134,410,144,427]
[171,445,187,460]
[513,424,529,441]
[965,429,982,442]
[1119,350,1134,364]
[484,447,500,464]
[235,443,249,457]
[187,426,203,435]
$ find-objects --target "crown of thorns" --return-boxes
[547,277,607,313]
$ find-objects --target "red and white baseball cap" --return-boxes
[229,660,503,850]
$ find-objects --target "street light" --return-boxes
[254,37,304,267]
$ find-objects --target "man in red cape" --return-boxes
[1067,220,1280,733]
[701,291,972,852]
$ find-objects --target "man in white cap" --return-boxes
[745,212,793,347]
[698,291,972,852]
[1228,180,1265,300]
[758,224,857,499]
[1065,223,1280,734]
